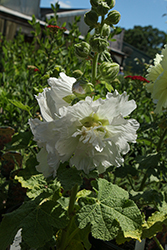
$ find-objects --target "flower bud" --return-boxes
[84,10,98,27]
[96,1,110,16]
[106,0,115,8]
[104,10,121,25]
[90,36,109,53]
[102,23,111,37]
[50,65,65,77]
[74,42,90,59]
[99,50,113,63]
[90,0,100,7]
[72,70,83,79]
[99,62,119,80]
[72,80,94,96]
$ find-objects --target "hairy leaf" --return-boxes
[142,200,167,239]
[77,178,142,242]
[57,163,82,191]
[0,195,68,249]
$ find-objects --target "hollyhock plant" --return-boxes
[29,73,139,177]
[3,2,160,250]
[146,44,167,113]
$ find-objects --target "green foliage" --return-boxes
[0,192,68,250]
[57,163,83,191]
[124,25,167,58]
[0,11,84,130]
[77,178,142,242]
[142,198,167,239]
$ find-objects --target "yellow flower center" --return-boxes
[80,113,109,130]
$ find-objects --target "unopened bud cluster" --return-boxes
[74,42,91,59]
[84,0,121,54]
[74,0,121,85]
[100,62,119,80]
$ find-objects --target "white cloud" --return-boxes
[50,1,71,8]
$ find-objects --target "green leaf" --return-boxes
[6,130,33,150]
[9,99,32,113]
[142,200,167,239]
[57,163,82,191]
[15,159,61,199]
[137,153,160,170]
[0,196,68,250]
[100,80,114,92]
[130,189,163,205]
[66,239,85,250]
[15,172,47,198]
[63,94,76,103]
[77,178,142,242]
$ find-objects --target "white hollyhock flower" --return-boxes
[29,74,139,177]
[35,72,76,121]
[146,45,167,113]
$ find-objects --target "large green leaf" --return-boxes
[142,200,167,239]
[15,172,48,199]
[15,158,61,199]
[57,163,82,191]
[77,178,142,242]
[0,194,68,250]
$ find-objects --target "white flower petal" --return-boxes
[36,147,59,178]
[146,44,167,113]
[98,91,136,120]
[30,73,139,177]
[35,88,58,121]
[29,118,57,144]
[70,142,95,173]
[36,73,76,121]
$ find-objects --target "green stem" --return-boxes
[157,128,167,152]
[58,184,78,250]
[68,184,78,217]
[138,172,148,191]
[127,175,135,191]
[153,236,164,250]
[64,226,80,248]
[92,52,99,85]
[100,16,105,36]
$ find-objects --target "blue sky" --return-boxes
[40,0,167,33]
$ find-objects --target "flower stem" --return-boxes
[153,236,164,250]
[100,16,105,36]
[92,52,99,85]
[58,184,78,250]
[68,184,78,217]
[127,175,135,191]
[157,128,167,152]
[138,172,148,191]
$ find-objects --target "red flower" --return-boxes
[46,25,67,31]
[124,75,150,83]
[34,68,40,72]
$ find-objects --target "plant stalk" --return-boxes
[138,172,148,191]
[92,52,99,85]
[157,128,167,152]
[58,184,78,250]
[153,236,164,250]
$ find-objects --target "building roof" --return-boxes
[0,5,45,26]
